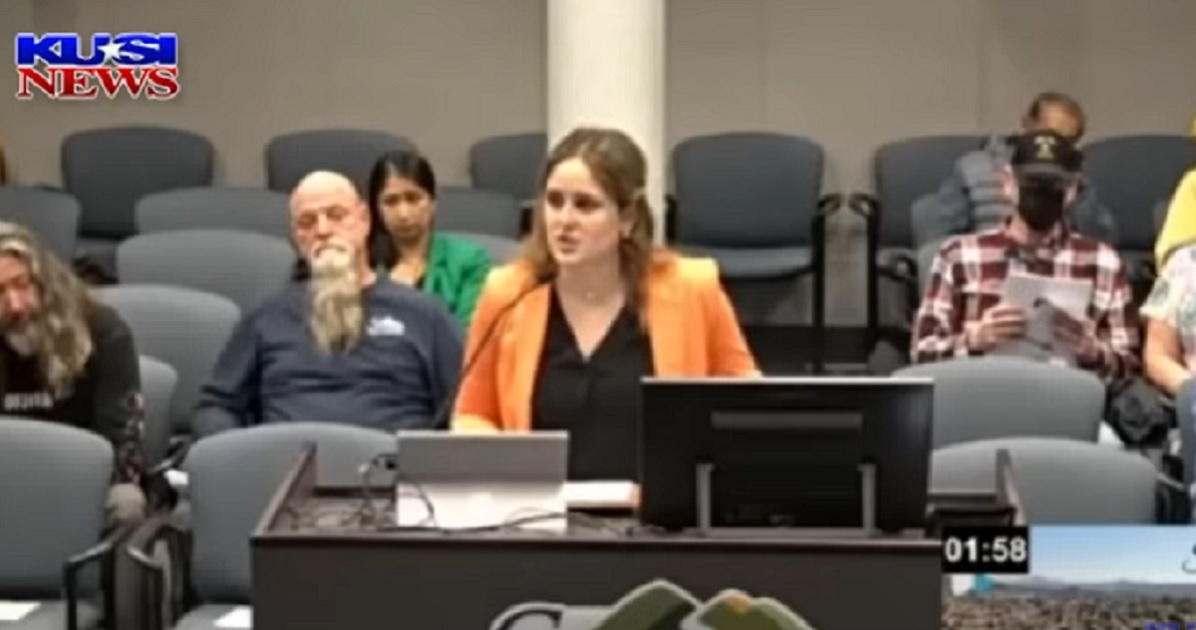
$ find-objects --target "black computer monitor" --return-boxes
[637,376,934,534]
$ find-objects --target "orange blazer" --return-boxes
[452,254,759,432]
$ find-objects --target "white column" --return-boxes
[547,0,666,242]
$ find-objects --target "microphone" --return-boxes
[428,269,557,430]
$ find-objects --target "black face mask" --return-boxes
[1017,179,1068,232]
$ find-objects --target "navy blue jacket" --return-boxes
[193,279,463,437]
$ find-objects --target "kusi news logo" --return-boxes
[14,32,179,100]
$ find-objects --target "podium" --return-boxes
[247,444,958,630]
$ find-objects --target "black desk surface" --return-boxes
[252,492,944,630]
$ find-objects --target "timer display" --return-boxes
[941,526,1031,574]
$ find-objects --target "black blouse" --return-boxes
[531,290,654,481]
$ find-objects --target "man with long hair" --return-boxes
[194,171,463,437]
[0,221,145,525]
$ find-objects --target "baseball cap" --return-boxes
[1009,130,1083,179]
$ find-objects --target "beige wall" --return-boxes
[2,0,1194,323]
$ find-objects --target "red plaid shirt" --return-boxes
[911,223,1138,381]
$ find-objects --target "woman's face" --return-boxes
[542,157,628,270]
[377,174,434,245]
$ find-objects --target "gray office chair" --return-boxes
[264,129,414,195]
[672,132,839,368]
[139,356,179,473]
[894,356,1105,449]
[117,229,295,313]
[468,132,547,203]
[851,135,984,346]
[128,423,397,630]
[0,417,117,630]
[96,285,241,439]
[931,437,1159,523]
[0,186,81,262]
[1084,135,1196,278]
[136,187,291,240]
[436,186,524,238]
[61,126,215,278]
[1155,198,1171,237]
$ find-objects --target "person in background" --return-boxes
[1141,240,1196,396]
[1151,115,1196,269]
[911,130,1137,383]
[0,138,7,184]
[193,171,463,437]
[452,127,758,481]
[912,92,1116,252]
[0,221,145,526]
[365,150,492,329]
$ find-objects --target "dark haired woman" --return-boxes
[365,150,491,328]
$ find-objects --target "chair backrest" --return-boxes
[139,355,178,469]
[0,186,81,262]
[264,129,414,195]
[0,418,113,595]
[61,126,215,240]
[436,186,523,238]
[893,357,1105,449]
[874,135,985,249]
[117,229,295,313]
[136,187,291,240]
[96,285,240,436]
[1083,134,1196,251]
[442,231,519,265]
[185,423,396,603]
[468,132,547,202]
[672,132,824,248]
[1155,198,1171,236]
[931,437,1158,524]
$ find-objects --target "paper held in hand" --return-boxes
[990,270,1092,366]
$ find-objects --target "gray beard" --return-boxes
[308,249,364,355]
[5,328,37,356]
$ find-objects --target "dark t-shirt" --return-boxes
[0,302,143,481]
[193,278,464,437]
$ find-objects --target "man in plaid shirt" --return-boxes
[911,130,1138,382]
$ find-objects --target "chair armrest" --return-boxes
[519,199,535,237]
[847,192,878,222]
[810,194,844,242]
[126,514,192,630]
[63,523,135,630]
[664,193,678,243]
[148,436,191,478]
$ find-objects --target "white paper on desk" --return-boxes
[0,601,40,622]
[992,271,1092,365]
[564,481,638,508]
[214,606,252,629]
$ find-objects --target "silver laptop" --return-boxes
[393,430,569,532]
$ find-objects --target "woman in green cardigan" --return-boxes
[365,150,491,329]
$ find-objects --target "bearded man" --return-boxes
[193,171,463,437]
[0,221,145,525]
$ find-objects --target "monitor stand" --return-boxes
[693,462,885,539]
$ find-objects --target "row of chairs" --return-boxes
[0,356,1177,629]
[5,127,1193,368]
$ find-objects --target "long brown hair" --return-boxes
[519,127,667,311]
[0,139,8,185]
[0,222,97,397]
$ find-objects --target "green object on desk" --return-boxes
[591,580,698,630]
[688,591,816,630]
